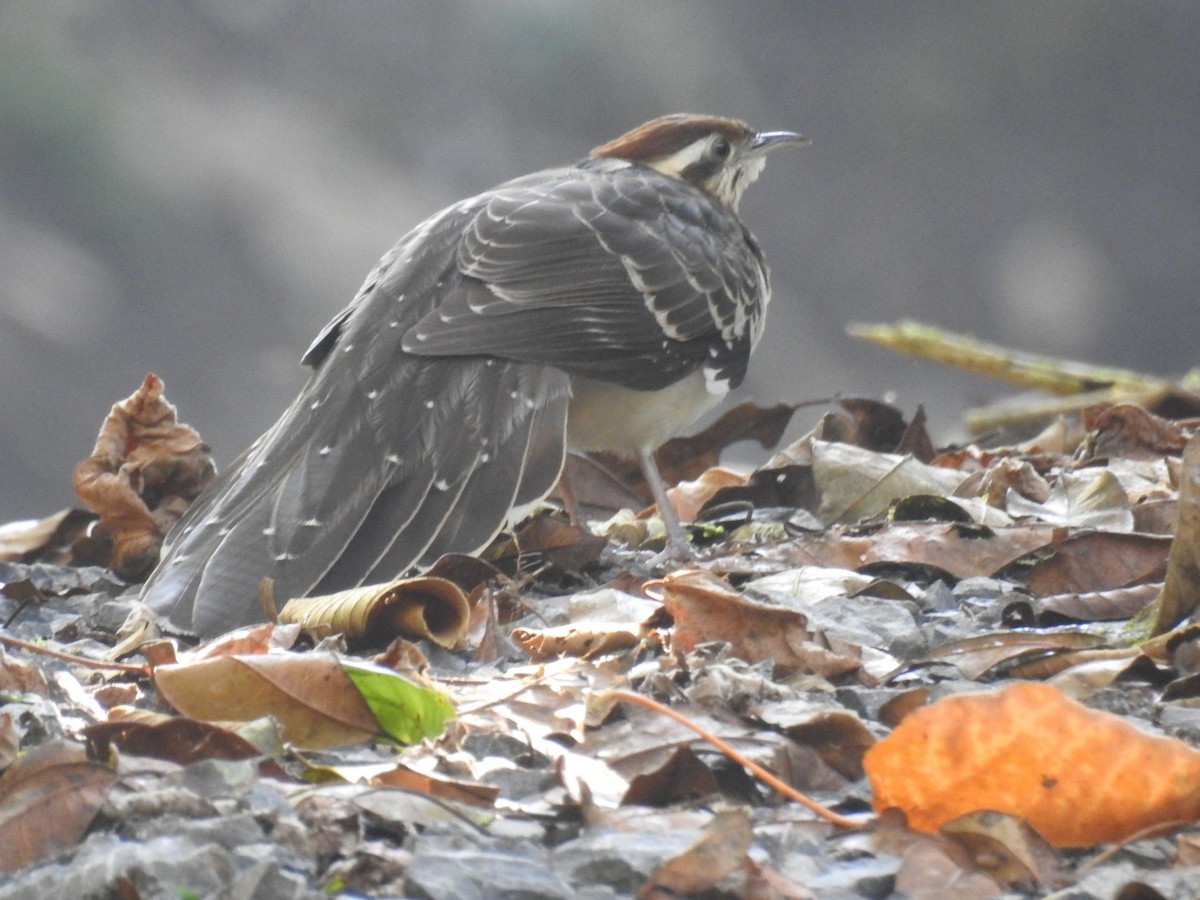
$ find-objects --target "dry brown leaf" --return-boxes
[0,740,117,874]
[955,457,1052,508]
[511,622,640,661]
[0,508,97,564]
[865,681,1200,847]
[622,745,719,807]
[893,835,1005,898]
[1024,531,1170,596]
[918,631,1108,680]
[811,440,967,525]
[186,622,301,660]
[810,397,910,453]
[740,857,818,900]
[368,763,499,807]
[82,716,268,766]
[1006,469,1135,530]
[553,452,647,519]
[484,515,608,574]
[0,714,17,771]
[278,576,470,649]
[1084,402,1190,461]
[784,521,1059,581]
[580,401,802,515]
[773,709,876,781]
[153,652,380,749]
[1036,582,1161,623]
[1150,432,1200,633]
[665,466,748,522]
[0,646,50,696]
[940,809,1062,892]
[655,569,861,680]
[637,809,753,899]
[654,401,802,485]
[72,373,215,579]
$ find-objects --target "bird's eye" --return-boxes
[711,136,731,159]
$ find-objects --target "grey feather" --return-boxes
[142,150,773,636]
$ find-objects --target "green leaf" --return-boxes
[339,660,454,744]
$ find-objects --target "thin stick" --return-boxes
[606,688,865,830]
[0,633,149,675]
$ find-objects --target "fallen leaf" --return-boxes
[665,466,747,522]
[0,509,97,565]
[1149,432,1200,633]
[1006,469,1134,530]
[511,623,641,661]
[783,521,1059,581]
[340,658,455,745]
[865,681,1200,846]
[72,374,215,579]
[278,576,471,648]
[1036,582,1161,623]
[811,397,911,454]
[622,745,719,807]
[0,741,117,873]
[940,809,1061,892]
[655,569,861,680]
[637,809,753,899]
[1023,530,1171,597]
[82,716,272,766]
[1083,402,1189,461]
[893,834,1005,898]
[0,646,50,696]
[811,440,967,525]
[916,631,1108,680]
[154,651,453,749]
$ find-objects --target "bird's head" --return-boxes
[591,113,809,210]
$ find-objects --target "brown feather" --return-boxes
[591,114,752,162]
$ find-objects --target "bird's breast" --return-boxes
[564,370,722,454]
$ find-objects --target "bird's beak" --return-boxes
[747,130,811,155]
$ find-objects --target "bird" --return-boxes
[141,113,808,636]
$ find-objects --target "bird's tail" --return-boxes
[141,347,570,637]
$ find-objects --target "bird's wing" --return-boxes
[142,195,571,635]
[141,161,766,636]
[403,160,769,394]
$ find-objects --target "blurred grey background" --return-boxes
[2,1,1198,521]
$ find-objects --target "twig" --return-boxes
[605,688,865,830]
[848,320,1170,396]
[0,633,150,675]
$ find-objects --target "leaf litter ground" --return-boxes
[3,391,1200,898]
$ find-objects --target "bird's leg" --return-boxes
[556,469,585,528]
[638,446,692,559]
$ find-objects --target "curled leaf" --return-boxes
[278,576,470,648]
[72,374,214,579]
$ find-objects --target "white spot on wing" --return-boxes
[703,366,731,396]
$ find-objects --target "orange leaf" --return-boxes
[864,681,1200,847]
